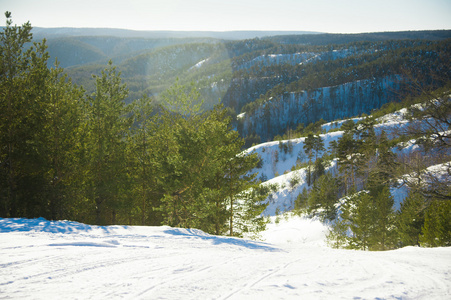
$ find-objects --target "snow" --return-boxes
[189,58,209,70]
[262,168,309,215]
[246,131,342,183]
[1,217,450,299]
[261,160,339,216]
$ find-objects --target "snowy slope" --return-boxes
[246,131,343,182]
[248,101,450,216]
[1,217,450,299]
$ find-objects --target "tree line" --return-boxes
[0,13,268,237]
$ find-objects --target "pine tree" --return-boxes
[42,61,86,220]
[127,95,162,225]
[396,191,425,247]
[337,131,360,194]
[355,116,377,187]
[368,130,397,189]
[0,12,32,217]
[155,81,208,229]
[222,146,267,237]
[326,218,348,249]
[231,182,268,239]
[312,156,326,183]
[338,186,396,251]
[155,82,268,236]
[328,140,339,158]
[303,133,315,185]
[316,173,341,221]
[295,187,309,211]
[345,191,374,250]
[84,60,132,224]
[313,134,325,161]
[420,200,451,247]
[369,186,396,250]
[0,12,53,217]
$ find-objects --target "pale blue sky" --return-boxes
[1,0,451,33]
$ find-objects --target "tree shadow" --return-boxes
[0,217,116,234]
[163,227,281,252]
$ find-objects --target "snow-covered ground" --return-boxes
[1,217,450,299]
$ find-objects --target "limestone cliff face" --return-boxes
[239,75,404,141]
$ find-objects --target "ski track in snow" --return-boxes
[1,217,450,299]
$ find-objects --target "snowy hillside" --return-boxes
[247,101,450,216]
[1,217,450,299]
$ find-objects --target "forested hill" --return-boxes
[39,29,451,142]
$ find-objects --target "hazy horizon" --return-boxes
[2,0,451,34]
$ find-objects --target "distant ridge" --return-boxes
[28,27,451,43]
[267,30,451,45]
[30,27,322,40]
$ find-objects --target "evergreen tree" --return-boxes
[42,62,86,220]
[295,187,309,211]
[303,133,315,185]
[420,200,451,247]
[156,82,267,236]
[368,186,396,250]
[221,144,268,237]
[127,95,162,225]
[337,131,360,194]
[344,191,374,250]
[367,130,397,189]
[0,12,53,217]
[312,156,326,183]
[84,61,132,224]
[336,187,396,251]
[0,12,32,217]
[328,140,339,158]
[318,173,340,221]
[303,133,324,185]
[231,182,268,239]
[326,218,348,249]
[355,116,377,186]
[155,81,209,229]
[0,13,90,220]
[396,191,425,247]
[313,134,325,161]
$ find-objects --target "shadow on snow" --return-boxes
[164,228,281,252]
[0,217,118,234]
